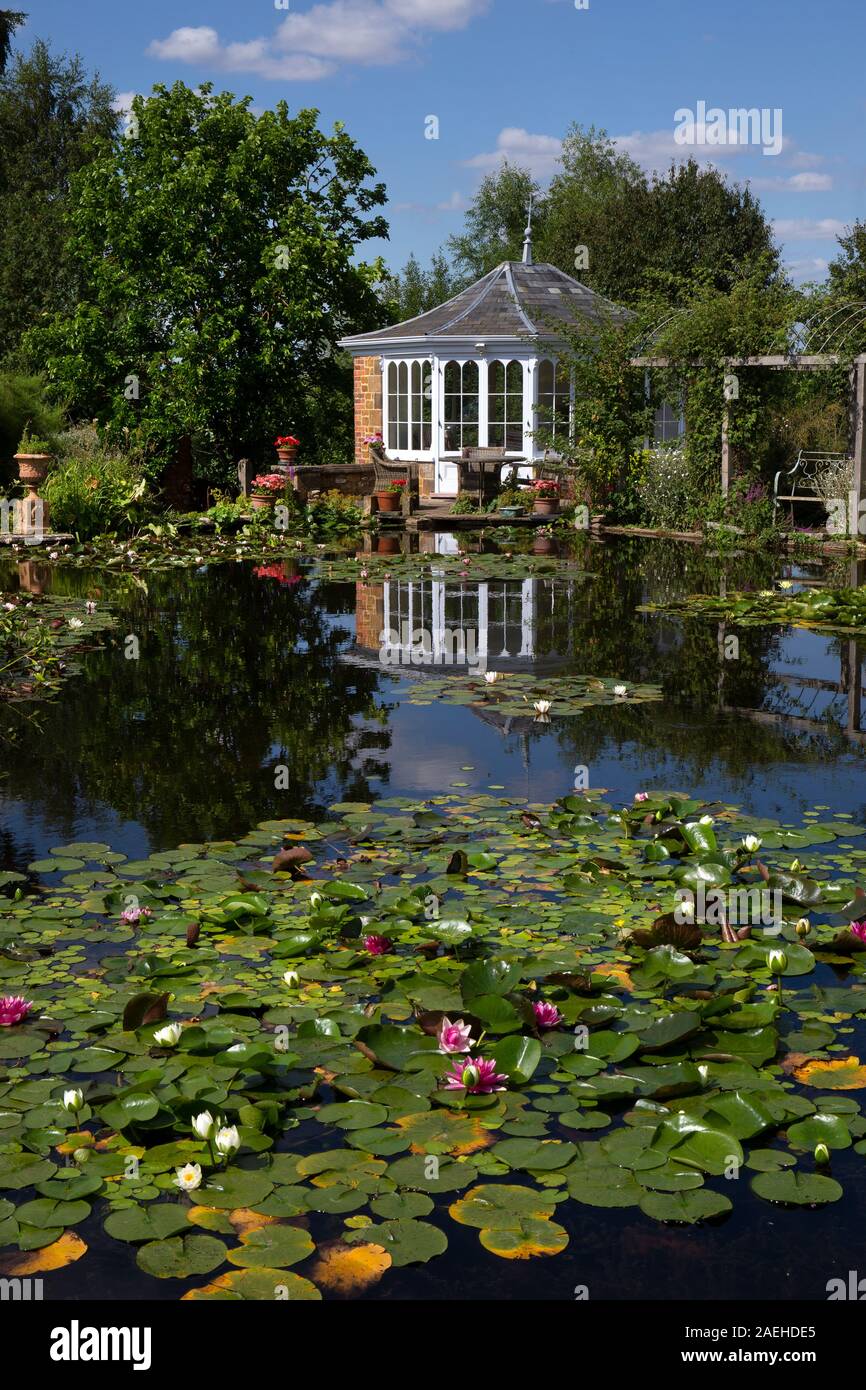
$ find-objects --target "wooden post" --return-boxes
[721,403,730,496]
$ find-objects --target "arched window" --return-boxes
[537,359,571,438]
[487,360,523,451]
[386,359,432,452]
[443,360,479,451]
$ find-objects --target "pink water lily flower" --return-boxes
[437,1016,475,1053]
[444,1056,508,1094]
[363,933,392,956]
[634,791,649,803]
[533,1000,563,1029]
[0,996,33,1027]
[851,919,866,943]
[120,906,153,925]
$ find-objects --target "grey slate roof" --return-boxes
[340,261,630,348]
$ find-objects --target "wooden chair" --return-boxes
[369,452,419,515]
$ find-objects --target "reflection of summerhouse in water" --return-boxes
[354,563,587,673]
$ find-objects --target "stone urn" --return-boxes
[14,453,51,533]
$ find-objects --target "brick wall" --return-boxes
[353,356,383,466]
[355,581,385,652]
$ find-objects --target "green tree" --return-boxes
[383,250,464,322]
[448,164,543,279]
[0,9,25,73]
[0,38,118,359]
[26,82,388,484]
[828,220,866,307]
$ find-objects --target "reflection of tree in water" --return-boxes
[0,564,389,849]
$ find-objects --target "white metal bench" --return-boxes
[772,450,846,522]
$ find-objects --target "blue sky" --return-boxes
[20,0,866,282]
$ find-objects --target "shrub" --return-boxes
[0,373,64,478]
[40,424,150,539]
[636,444,696,530]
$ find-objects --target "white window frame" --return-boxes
[382,357,434,459]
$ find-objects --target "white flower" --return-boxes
[767,948,788,975]
[215,1125,240,1156]
[62,1088,84,1113]
[309,891,323,909]
[85,601,96,614]
[484,671,502,684]
[173,1163,202,1193]
[533,700,551,715]
[3,602,15,611]
[153,1022,182,1047]
[68,617,83,629]
[699,815,714,825]
[613,684,628,697]
[283,970,299,987]
[191,1110,214,1139]
[742,835,762,853]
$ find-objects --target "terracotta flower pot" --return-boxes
[376,535,401,554]
[276,445,298,465]
[533,497,559,516]
[250,493,275,511]
[376,491,400,513]
[532,536,557,555]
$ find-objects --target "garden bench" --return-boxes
[773,450,846,523]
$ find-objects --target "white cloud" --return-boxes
[391,189,467,214]
[749,171,834,192]
[773,217,846,242]
[462,128,562,179]
[148,0,490,81]
[785,255,830,284]
[112,91,137,116]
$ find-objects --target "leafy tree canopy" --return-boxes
[0,38,118,359]
[827,219,866,309]
[0,8,25,74]
[25,81,388,483]
[381,250,465,323]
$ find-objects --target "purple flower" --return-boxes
[444,1057,508,1094]
[851,919,866,943]
[437,1017,475,1053]
[0,996,33,1027]
[533,1000,563,1029]
[120,907,153,925]
[363,934,392,956]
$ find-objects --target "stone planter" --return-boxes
[532,497,559,517]
[276,445,298,465]
[498,505,525,519]
[250,493,275,512]
[375,491,401,513]
[14,453,51,534]
[16,452,51,489]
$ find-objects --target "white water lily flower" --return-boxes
[153,1022,182,1047]
[226,1043,245,1054]
[68,617,83,629]
[283,969,300,987]
[215,1125,240,1156]
[191,1110,214,1140]
[309,891,323,909]
[767,948,788,974]
[484,671,503,684]
[613,684,628,697]
[62,1089,84,1113]
[174,1163,202,1193]
[778,580,793,590]
[533,700,551,715]
[699,815,714,825]
[742,834,762,853]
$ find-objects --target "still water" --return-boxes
[1,534,865,1298]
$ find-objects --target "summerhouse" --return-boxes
[339,228,630,497]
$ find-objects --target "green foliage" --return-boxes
[25,81,388,482]
[0,10,25,75]
[448,164,542,279]
[0,39,119,360]
[636,445,697,530]
[827,219,866,311]
[40,424,149,539]
[0,372,63,476]
[382,251,465,323]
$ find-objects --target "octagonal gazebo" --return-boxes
[340,230,630,497]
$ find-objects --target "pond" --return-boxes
[1,534,865,1301]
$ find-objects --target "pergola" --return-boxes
[632,301,866,529]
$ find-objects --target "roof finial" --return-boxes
[522,190,533,265]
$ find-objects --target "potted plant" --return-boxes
[364,432,385,459]
[532,525,558,555]
[496,483,528,518]
[274,434,299,465]
[532,478,560,516]
[15,430,53,492]
[375,477,407,514]
[250,473,286,511]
